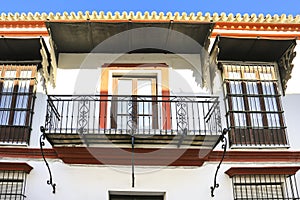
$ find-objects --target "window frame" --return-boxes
[0,170,28,200]
[221,62,288,147]
[230,174,299,200]
[226,167,300,200]
[0,65,37,144]
[99,63,171,130]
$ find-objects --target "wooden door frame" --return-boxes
[99,63,171,130]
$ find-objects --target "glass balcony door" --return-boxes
[111,75,157,131]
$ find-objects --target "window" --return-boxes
[222,63,287,146]
[0,171,28,200]
[226,167,300,200]
[0,65,36,144]
[231,174,299,200]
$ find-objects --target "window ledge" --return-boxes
[230,144,290,149]
[0,142,28,147]
[0,162,33,173]
[225,166,300,177]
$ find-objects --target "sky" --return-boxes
[0,0,300,16]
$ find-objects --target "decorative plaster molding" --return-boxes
[0,11,300,24]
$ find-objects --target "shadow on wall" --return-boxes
[282,93,300,149]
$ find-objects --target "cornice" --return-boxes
[0,12,300,37]
[0,11,300,24]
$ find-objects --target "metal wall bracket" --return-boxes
[210,128,229,197]
[40,126,56,194]
[131,134,135,188]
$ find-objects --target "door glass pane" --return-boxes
[137,79,152,115]
[137,79,152,95]
[117,79,132,114]
[113,77,156,130]
[117,79,132,95]
[137,79,153,129]
[138,116,151,130]
[117,115,128,129]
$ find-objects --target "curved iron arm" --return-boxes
[210,128,229,197]
[131,134,135,188]
[40,126,56,194]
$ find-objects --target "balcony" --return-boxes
[43,95,222,149]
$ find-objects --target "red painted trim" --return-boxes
[0,21,45,28]
[0,20,300,38]
[99,91,108,129]
[211,32,300,39]
[162,90,171,130]
[53,147,300,166]
[2,20,299,32]
[225,166,300,177]
[0,162,33,173]
[54,147,210,166]
[1,31,299,39]
[0,148,57,159]
[0,31,49,37]
[208,150,300,162]
[0,147,300,167]
[215,22,300,32]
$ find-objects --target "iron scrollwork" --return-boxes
[176,97,188,131]
[210,128,229,197]
[40,126,56,194]
[126,96,137,133]
[77,97,90,134]
[176,97,189,147]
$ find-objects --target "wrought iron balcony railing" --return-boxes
[44,95,222,147]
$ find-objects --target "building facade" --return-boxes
[0,11,300,200]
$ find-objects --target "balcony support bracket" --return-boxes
[210,128,229,197]
[40,126,56,194]
[131,134,135,188]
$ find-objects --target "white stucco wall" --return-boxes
[48,53,209,95]
[0,156,298,200]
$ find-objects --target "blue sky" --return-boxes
[0,0,299,16]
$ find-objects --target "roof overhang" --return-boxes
[46,21,214,55]
[0,37,48,62]
[0,37,55,86]
[212,36,296,62]
[211,36,297,95]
